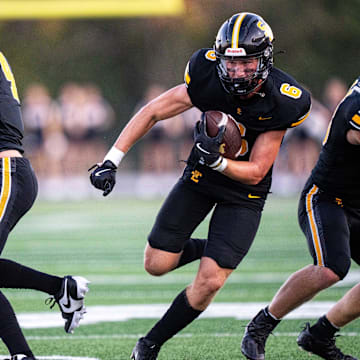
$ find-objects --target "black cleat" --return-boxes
[297,323,358,360]
[131,337,161,360]
[241,309,280,360]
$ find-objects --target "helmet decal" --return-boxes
[257,20,274,42]
[224,48,247,56]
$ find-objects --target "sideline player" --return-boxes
[89,12,311,359]
[0,52,89,360]
[241,78,360,360]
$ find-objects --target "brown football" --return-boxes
[204,110,242,160]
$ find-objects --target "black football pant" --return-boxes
[299,179,360,279]
[0,157,62,356]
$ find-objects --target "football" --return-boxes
[204,110,242,160]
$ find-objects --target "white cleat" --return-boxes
[54,275,90,333]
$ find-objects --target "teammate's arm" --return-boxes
[90,84,193,195]
[222,129,286,184]
[346,129,360,145]
[113,84,193,154]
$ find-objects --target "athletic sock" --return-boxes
[310,315,339,339]
[146,289,203,346]
[262,306,281,327]
[0,291,34,357]
[0,258,62,295]
[264,306,282,322]
[176,238,206,269]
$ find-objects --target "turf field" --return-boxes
[0,196,359,359]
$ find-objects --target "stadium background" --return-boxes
[0,1,359,359]
[1,0,360,200]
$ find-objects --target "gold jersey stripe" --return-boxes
[291,109,310,127]
[322,117,333,146]
[231,13,248,49]
[305,185,324,267]
[184,61,191,86]
[0,158,11,222]
[0,52,20,103]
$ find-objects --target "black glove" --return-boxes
[89,160,117,196]
[193,116,226,166]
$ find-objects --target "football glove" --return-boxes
[89,160,117,196]
[193,117,226,166]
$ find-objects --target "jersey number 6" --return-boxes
[280,83,302,99]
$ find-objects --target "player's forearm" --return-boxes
[222,129,284,184]
[112,84,193,155]
[222,159,265,185]
[113,106,157,154]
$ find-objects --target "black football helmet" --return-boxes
[214,12,274,96]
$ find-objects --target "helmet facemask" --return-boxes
[216,45,273,96]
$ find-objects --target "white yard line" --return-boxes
[22,331,360,341]
[18,301,339,329]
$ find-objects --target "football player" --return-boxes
[0,52,89,360]
[241,78,360,360]
[89,12,311,359]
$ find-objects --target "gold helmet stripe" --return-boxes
[231,13,249,49]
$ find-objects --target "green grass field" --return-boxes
[0,196,359,359]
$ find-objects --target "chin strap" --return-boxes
[253,91,266,98]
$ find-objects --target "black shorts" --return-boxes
[298,179,360,279]
[148,176,265,269]
[0,157,38,254]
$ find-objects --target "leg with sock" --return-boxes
[310,315,339,339]
[0,291,34,358]
[297,315,357,360]
[131,289,202,359]
[0,258,62,295]
[241,306,281,360]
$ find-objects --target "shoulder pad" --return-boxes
[184,49,214,87]
[269,68,311,129]
[344,90,360,130]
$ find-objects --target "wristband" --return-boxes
[103,146,125,167]
[209,157,228,172]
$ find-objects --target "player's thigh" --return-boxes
[148,180,215,253]
[205,202,262,269]
[0,158,37,254]
[298,185,351,279]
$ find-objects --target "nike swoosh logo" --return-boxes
[258,116,272,120]
[196,143,210,154]
[95,169,112,176]
[61,279,72,308]
[248,194,261,199]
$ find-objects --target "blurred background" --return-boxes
[1,0,359,200]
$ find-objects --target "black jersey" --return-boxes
[310,77,360,205]
[184,48,311,195]
[0,52,24,153]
